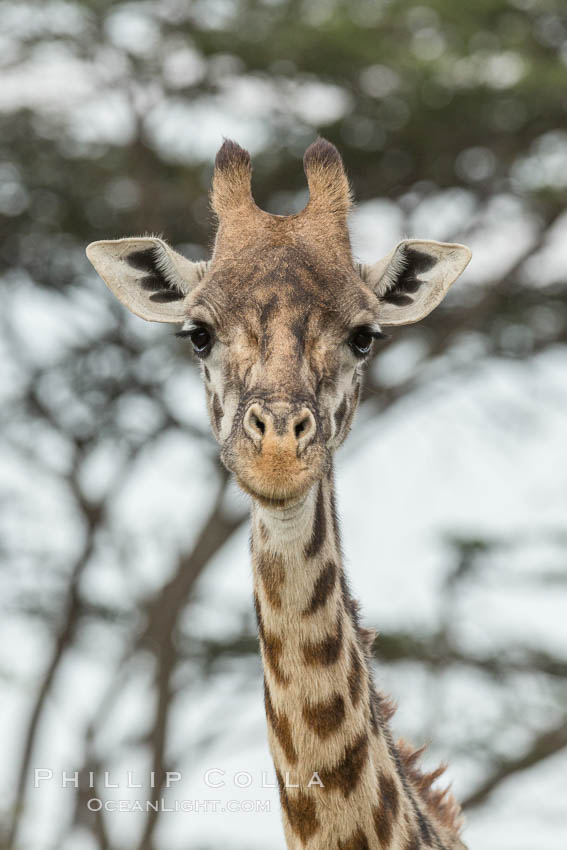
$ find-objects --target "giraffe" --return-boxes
[86,138,471,850]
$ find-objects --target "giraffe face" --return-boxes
[86,138,471,507]
[182,240,381,505]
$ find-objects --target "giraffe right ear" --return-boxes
[86,237,210,323]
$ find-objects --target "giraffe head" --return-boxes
[87,139,471,506]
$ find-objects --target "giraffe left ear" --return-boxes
[359,239,472,326]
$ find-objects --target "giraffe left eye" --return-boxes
[190,327,212,354]
[349,329,374,357]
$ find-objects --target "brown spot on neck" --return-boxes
[348,643,364,708]
[277,770,320,844]
[257,551,286,609]
[302,560,337,616]
[319,731,369,799]
[302,610,343,666]
[264,679,297,764]
[302,693,345,740]
[305,480,326,558]
[254,593,290,686]
[373,772,400,848]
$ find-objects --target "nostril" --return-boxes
[243,404,267,448]
[293,409,316,453]
[294,417,309,439]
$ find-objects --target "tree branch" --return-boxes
[463,718,567,810]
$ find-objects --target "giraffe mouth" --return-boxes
[235,476,312,508]
[223,432,329,506]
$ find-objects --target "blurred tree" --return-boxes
[1,1,566,849]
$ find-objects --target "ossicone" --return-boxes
[211,139,254,218]
[303,137,351,219]
[210,136,351,228]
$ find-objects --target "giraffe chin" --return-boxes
[232,458,327,508]
[223,438,329,508]
[235,478,312,509]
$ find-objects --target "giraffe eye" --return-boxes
[348,326,388,358]
[176,325,213,357]
[190,327,212,355]
[349,329,374,357]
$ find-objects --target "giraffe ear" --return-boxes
[359,239,472,326]
[86,237,210,323]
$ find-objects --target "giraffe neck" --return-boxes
[251,470,452,850]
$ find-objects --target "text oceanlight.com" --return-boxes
[32,768,324,812]
[86,799,270,813]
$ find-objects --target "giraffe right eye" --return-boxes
[176,325,213,357]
